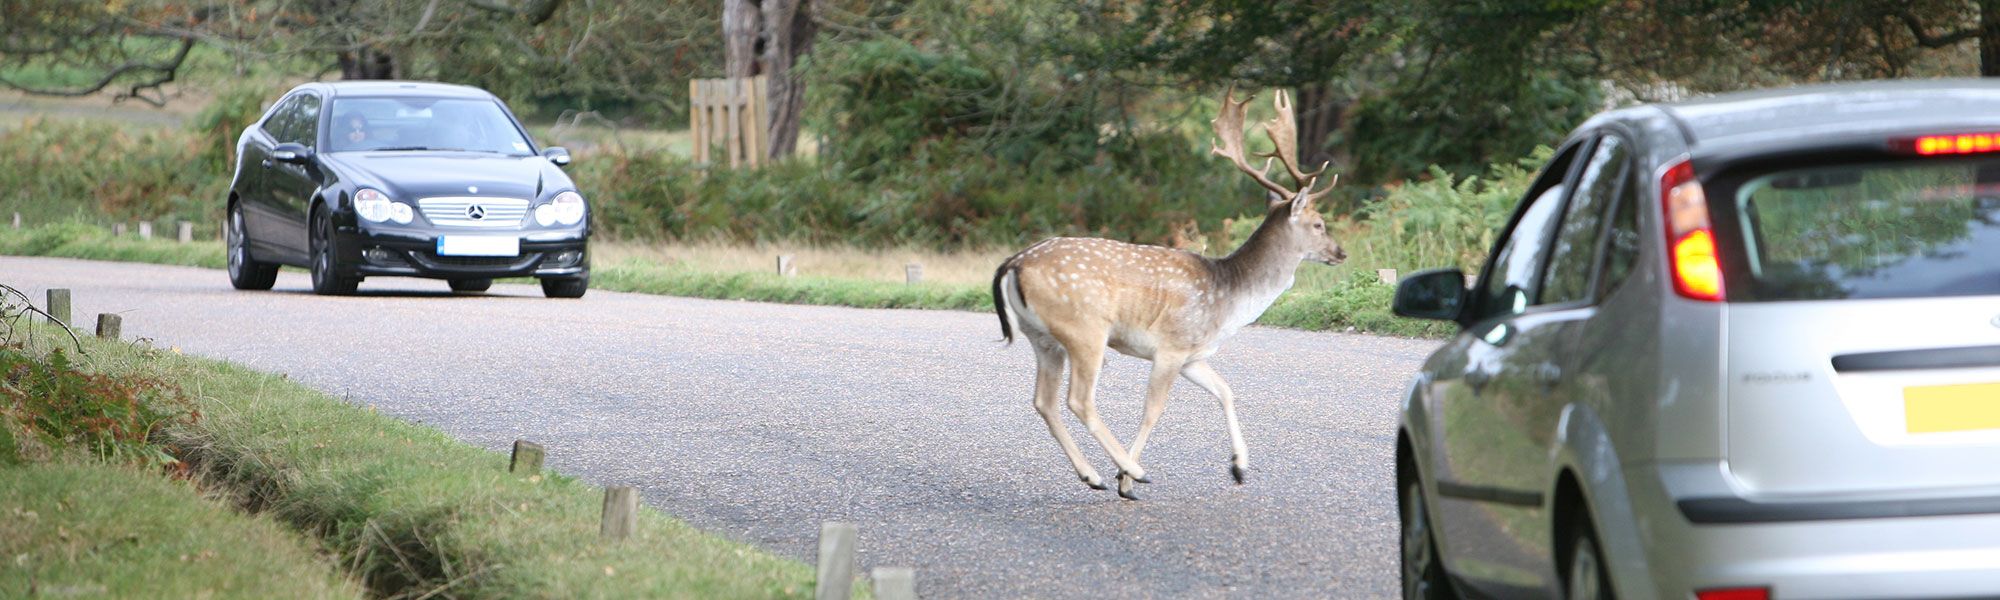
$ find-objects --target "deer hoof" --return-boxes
[1117,479,1140,501]
[1118,470,1151,484]
[1082,474,1108,490]
[1230,464,1247,484]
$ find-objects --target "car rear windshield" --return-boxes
[1727,158,2000,301]
[326,97,533,156]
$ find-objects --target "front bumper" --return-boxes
[1628,462,2000,599]
[336,222,588,280]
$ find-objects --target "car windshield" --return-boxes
[325,97,533,156]
[1728,158,2000,301]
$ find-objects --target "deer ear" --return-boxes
[1288,188,1314,221]
[1266,190,1287,208]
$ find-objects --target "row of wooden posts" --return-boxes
[774,255,928,285]
[39,288,121,339]
[10,212,208,244]
[507,440,915,600]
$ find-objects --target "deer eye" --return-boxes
[1312,223,1324,230]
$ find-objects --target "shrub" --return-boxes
[0,342,195,467]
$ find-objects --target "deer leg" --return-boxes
[1058,338,1146,499]
[1030,339,1103,490]
[1182,361,1248,484]
[1119,356,1184,496]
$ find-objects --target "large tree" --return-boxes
[723,0,819,159]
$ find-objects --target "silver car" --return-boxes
[1392,80,2000,600]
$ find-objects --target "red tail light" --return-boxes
[1660,158,1724,301]
[1913,133,2000,156]
[1696,587,1769,600]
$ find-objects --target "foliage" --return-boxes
[1347,147,1552,273]
[0,461,363,599]
[0,119,226,227]
[63,337,823,598]
[188,81,278,174]
[0,341,195,467]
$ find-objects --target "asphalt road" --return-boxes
[1,256,1440,598]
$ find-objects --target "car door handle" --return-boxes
[261,159,274,169]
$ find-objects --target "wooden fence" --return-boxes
[689,76,769,168]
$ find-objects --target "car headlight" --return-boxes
[355,188,414,224]
[537,191,585,226]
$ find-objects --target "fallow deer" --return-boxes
[990,87,1345,500]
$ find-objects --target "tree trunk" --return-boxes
[1290,81,1346,176]
[723,0,761,78]
[1983,0,2000,76]
[338,46,397,80]
[760,0,817,158]
[720,0,817,160]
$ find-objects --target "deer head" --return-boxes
[1212,86,1346,266]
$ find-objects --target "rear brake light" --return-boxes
[1660,158,1724,301]
[1912,133,2000,156]
[1696,587,1769,600]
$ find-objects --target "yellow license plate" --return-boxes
[1905,383,2000,434]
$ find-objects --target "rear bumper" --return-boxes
[1628,463,2000,599]
[336,225,588,280]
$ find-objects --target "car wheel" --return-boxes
[540,275,587,298]
[227,204,278,291]
[1400,462,1453,600]
[310,208,358,296]
[449,278,493,293]
[1563,509,1614,600]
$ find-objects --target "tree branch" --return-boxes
[459,0,567,26]
[0,35,196,106]
[1895,9,1979,48]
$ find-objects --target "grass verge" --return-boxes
[0,460,364,599]
[0,222,1451,337]
[15,333,827,598]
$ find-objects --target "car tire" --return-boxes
[449,278,493,293]
[1400,460,1453,600]
[227,203,279,291]
[309,208,359,296]
[540,275,587,298]
[1562,508,1614,600]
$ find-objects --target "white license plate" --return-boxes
[436,236,520,257]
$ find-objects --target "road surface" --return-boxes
[1,256,1440,598]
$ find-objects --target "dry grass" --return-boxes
[593,239,1014,285]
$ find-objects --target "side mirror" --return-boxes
[272,142,313,164]
[1393,268,1468,321]
[542,146,572,166]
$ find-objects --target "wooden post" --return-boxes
[112,223,127,237]
[177,221,193,244]
[509,440,545,474]
[96,313,121,339]
[815,522,857,600]
[45,289,71,326]
[600,486,637,541]
[777,255,797,277]
[10,212,18,229]
[138,221,153,240]
[904,263,923,285]
[871,567,914,600]
[1464,273,1477,288]
[1376,268,1399,285]
[220,219,228,243]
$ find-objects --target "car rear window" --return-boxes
[1728,158,2000,301]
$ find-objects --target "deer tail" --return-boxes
[992,261,1017,345]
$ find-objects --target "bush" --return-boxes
[0,341,195,467]
[0,118,226,227]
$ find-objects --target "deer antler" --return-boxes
[1212,86,1339,205]
[1212,85,1301,200]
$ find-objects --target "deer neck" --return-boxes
[1211,214,1303,323]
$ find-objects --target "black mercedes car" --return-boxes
[226,81,590,297]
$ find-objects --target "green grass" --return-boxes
[0,221,1454,337]
[15,329,829,598]
[0,461,363,599]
